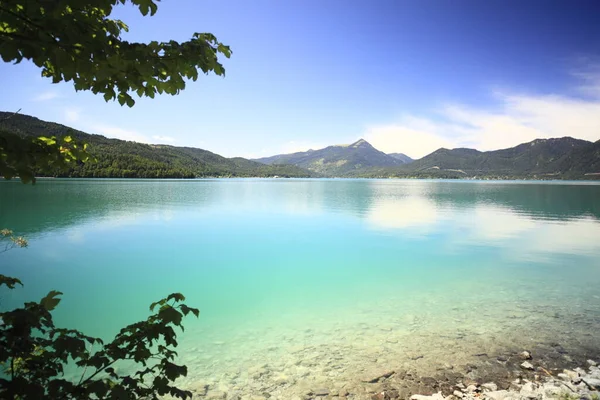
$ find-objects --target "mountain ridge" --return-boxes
[258,136,600,179]
[351,137,599,179]
[0,112,314,179]
[1,111,599,180]
[387,152,414,164]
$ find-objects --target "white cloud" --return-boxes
[364,117,457,159]
[152,135,176,143]
[64,107,81,123]
[90,127,176,145]
[92,125,152,143]
[33,91,59,102]
[571,59,600,98]
[364,72,600,159]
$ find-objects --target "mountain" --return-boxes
[353,137,600,179]
[254,138,404,176]
[553,139,600,177]
[0,112,313,179]
[3,111,598,180]
[405,137,591,176]
[387,153,414,164]
[257,136,600,179]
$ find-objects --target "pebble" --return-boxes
[312,388,330,396]
[465,385,478,393]
[519,382,540,399]
[411,393,444,400]
[205,390,227,400]
[520,351,532,360]
[520,361,535,370]
[583,378,600,389]
[361,370,395,383]
[485,390,511,400]
[557,373,571,381]
[481,383,498,392]
[564,370,580,381]
[178,341,600,400]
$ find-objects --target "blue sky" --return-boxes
[2,0,600,158]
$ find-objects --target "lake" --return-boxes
[1,179,600,398]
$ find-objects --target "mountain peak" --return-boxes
[350,138,372,148]
[388,152,414,164]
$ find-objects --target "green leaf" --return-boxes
[149,298,166,312]
[40,290,63,311]
[158,306,183,326]
[0,274,23,289]
[166,293,185,303]
[163,361,187,381]
[38,136,57,146]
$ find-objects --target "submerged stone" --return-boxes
[361,370,395,383]
[484,390,511,400]
[520,362,535,371]
[520,351,532,360]
[481,383,498,392]
[311,388,330,396]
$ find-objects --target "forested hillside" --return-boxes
[348,138,600,179]
[0,112,313,178]
[3,112,598,180]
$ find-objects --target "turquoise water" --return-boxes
[1,179,600,396]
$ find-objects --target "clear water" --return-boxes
[1,179,600,395]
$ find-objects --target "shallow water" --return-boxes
[1,179,600,397]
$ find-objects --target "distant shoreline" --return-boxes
[14,176,600,183]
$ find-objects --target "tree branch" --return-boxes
[76,358,117,388]
[0,5,51,36]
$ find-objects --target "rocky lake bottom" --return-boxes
[171,289,600,400]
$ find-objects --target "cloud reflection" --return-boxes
[366,193,600,260]
[367,197,439,231]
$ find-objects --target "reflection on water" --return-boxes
[367,199,600,260]
[2,178,600,234]
[1,179,600,396]
[5,178,598,259]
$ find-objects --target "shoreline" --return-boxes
[7,176,600,183]
[185,349,600,400]
[180,334,600,400]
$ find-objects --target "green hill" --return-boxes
[3,111,598,180]
[0,112,313,179]
[352,137,600,179]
